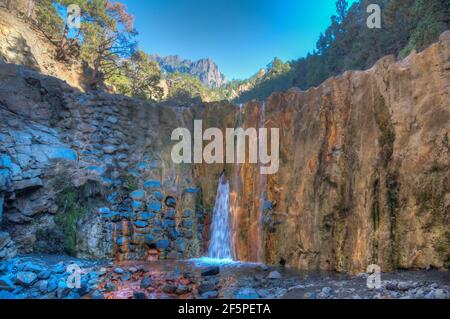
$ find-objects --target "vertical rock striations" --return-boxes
[229,31,450,273]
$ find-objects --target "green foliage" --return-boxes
[165,73,226,103]
[35,0,64,42]
[219,58,293,103]
[54,187,86,256]
[109,50,163,100]
[236,0,449,102]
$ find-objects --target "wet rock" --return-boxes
[134,221,148,228]
[23,262,46,273]
[201,291,219,299]
[201,266,220,277]
[130,190,146,201]
[38,280,48,293]
[105,282,116,292]
[318,287,333,299]
[137,212,155,221]
[198,282,216,294]
[176,285,190,295]
[425,289,447,299]
[47,278,58,292]
[162,284,177,294]
[267,271,282,279]
[156,239,170,250]
[303,292,317,299]
[0,276,16,291]
[91,290,104,299]
[0,289,17,299]
[235,288,259,299]
[37,270,51,280]
[56,281,70,299]
[140,276,152,289]
[51,263,66,274]
[15,271,38,287]
[129,267,138,274]
[144,235,155,246]
[133,291,146,299]
[148,201,162,213]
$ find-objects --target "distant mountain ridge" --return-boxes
[149,54,227,88]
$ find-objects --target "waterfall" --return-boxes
[207,174,233,260]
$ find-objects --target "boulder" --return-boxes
[235,288,259,299]
[267,271,282,279]
[130,189,146,201]
[201,266,220,277]
[0,276,16,291]
[15,271,38,287]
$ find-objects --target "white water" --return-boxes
[207,174,233,260]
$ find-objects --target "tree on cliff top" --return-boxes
[34,1,137,89]
[77,0,137,88]
[110,50,164,101]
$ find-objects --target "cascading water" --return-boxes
[207,174,233,260]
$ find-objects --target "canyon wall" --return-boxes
[229,31,450,273]
[0,31,449,274]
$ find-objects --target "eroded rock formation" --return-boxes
[228,31,450,273]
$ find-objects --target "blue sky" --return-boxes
[120,0,356,80]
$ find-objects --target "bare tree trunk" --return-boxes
[26,0,35,19]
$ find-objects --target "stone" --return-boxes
[176,285,190,295]
[15,272,38,287]
[103,145,118,154]
[0,291,15,299]
[57,280,71,299]
[133,291,146,299]
[91,290,104,299]
[130,189,146,201]
[0,154,12,169]
[134,220,148,228]
[98,207,111,215]
[175,238,187,253]
[114,267,124,274]
[137,212,155,221]
[140,276,152,289]
[23,262,46,273]
[201,267,220,277]
[147,201,162,213]
[144,180,161,189]
[38,280,48,293]
[156,239,170,250]
[235,288,259,299]
[162,284,177,294]
[267,271,282,279]
[143,235,155,246]
[200,291,219,299]
[51,263,66,274]
[47,278,58,292]
[0,276,16,291]
[198,282,216,294]
[106,116,118,124]
[12,177,43,191]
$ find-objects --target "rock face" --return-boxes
[150,55,227,88]
[0,63,208,261]
[0,31,448,274]
[228,31,450,273]
[0,10,87,91]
